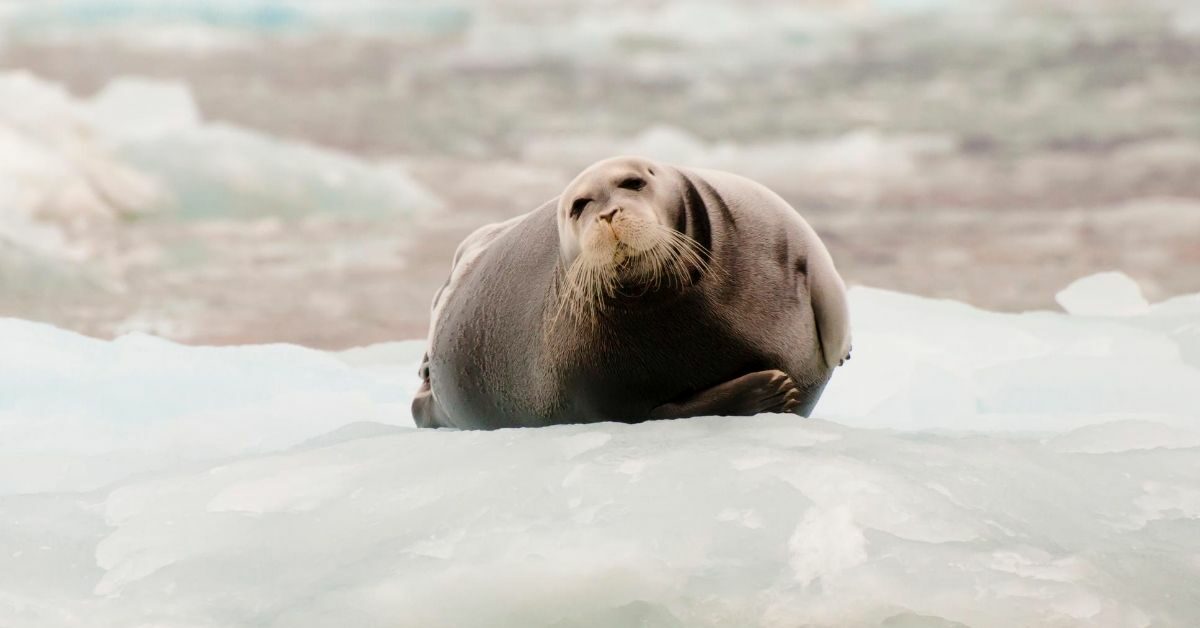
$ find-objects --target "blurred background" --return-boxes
[0,0,1197,348]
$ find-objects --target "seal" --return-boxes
[412,156,851,429]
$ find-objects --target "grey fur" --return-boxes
[413,157,850,429]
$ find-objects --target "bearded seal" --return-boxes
[412,156,851,429]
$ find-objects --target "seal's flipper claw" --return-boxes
[650,369,802,419]
[418,352,431,381]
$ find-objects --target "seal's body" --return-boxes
[413,158,850,429]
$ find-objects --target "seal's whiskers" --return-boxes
[549,224,712,330]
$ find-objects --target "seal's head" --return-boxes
[555,156,709,318]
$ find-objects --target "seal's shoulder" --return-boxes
[455,199,557,260]
[680,166,810,233]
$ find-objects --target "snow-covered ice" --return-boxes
[0,72,441,341]
[0,71,438,260]
[0,73,162,256]
[0,319,422,494]
[89,78,440,221]
[1056,272,1151,318]
[2,272,1199,626]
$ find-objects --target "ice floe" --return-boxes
[2,273,1198,626]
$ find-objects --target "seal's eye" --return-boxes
[618,177,647,191]
[570,198,591,218]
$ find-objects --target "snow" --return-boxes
[2,272,1199,626]
[1056,271,1151,317]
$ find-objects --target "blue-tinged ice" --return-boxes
[2,274,1200,626]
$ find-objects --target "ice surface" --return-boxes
[0,71,438,309]
[0,318,423,494]
[84,76,441,220]
[2,274,1199,626]
[1056,271,1151,317]
[0,71,438,234]
[817,279,1200,433]
[90,77,201,141]
[0,72,162,257]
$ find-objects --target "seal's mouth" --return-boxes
[552,224,713,324]
[612,242,632,267]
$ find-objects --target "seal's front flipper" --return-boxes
[650,369,802,420]
[412,352,453,428]
[412,380,454,428]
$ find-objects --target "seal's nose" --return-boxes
[597,206,621,223]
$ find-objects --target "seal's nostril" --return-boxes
[597,207,621,223]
